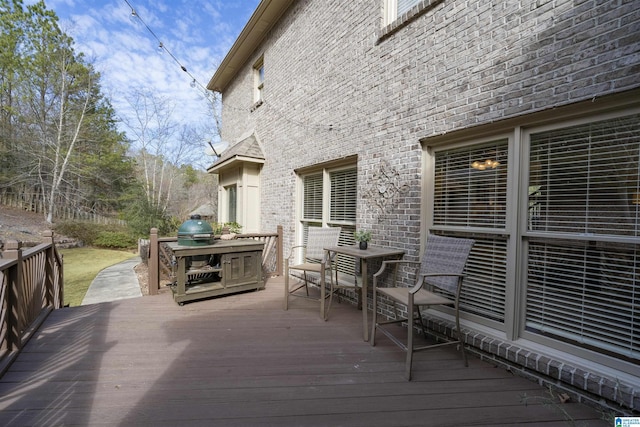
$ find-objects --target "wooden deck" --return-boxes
[0,277,608,426]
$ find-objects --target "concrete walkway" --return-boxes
[81,256,142,305]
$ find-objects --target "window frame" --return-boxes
[253,56,264,106]
[226,184,237,223]
[382,0,440,27]
[518,111,640,367]
[296,160,358,274]
[421,102,640,376]
[425,133,517,335]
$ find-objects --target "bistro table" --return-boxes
[323,245,405,341]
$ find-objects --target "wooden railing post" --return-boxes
[3,241,22,352]
[277,225,283,276]
[43,230,63,308]
[149,228,159,295]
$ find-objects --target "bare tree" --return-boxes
[122,89,208,217]
[39,50,92,223]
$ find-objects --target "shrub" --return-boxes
[93,231,137,249]
[211,221,243,234]
[54,221,100,245]
[54,221,135,247]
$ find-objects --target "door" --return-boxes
[223,251,261,287]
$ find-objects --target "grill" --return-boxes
[177,214,215,246]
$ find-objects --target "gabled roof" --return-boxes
[206,133,265,173]
[189,203,216,217]
[206,0,296,93]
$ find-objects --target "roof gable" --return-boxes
[207,0,295,93]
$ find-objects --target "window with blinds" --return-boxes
[303,173,323,223]
[398,0,421,16]
[300,166,357,273]
[330,168,357,230]
[528,114,640,236]
[526,238,639,361]
[434,140,508,229]
[525,114,640,361]
[432,140,509,324]
[384,0,435,26]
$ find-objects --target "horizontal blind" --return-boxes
[330,168,357,223]
[434,140,508,228]
[330,168,357,276]
[302,173,322,222]
[398,0,421,16]
[529,114,640,237]
[526,113,640,361]
[526,238,639,360]
[432,139,509,324]
[460,235,507,322]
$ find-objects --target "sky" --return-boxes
[37,0,261,162]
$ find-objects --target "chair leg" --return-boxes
[455,305,468,367]
[370,287,377,346]
[326,262,342,321]
[284,266,289,310]
[415,306,428,338]
[405,295,415,381]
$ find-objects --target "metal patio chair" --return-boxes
[284,226,341,320]
[370,234,474,380]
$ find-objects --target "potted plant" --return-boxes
[354,229,371,250]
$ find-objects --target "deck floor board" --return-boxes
[0,277,608,426]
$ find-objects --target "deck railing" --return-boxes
[0,231,63,377]
[147,225,284,295]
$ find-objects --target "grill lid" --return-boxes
[177,214,214,245]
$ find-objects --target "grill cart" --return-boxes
[168,216,264,305]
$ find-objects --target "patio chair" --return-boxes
[284,226,341,320]
[370,234,474,380]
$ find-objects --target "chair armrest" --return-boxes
[286,245,305,260]
[373,260,420,278]
[409,273,465,294]
[372,260,420,291]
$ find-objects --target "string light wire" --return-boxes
[122,0,212,99]
[121,1,377,136]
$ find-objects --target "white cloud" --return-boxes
[40,0,258,165]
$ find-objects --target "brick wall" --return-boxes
[217,0,640,414]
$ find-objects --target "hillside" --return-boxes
[0,205,69,248]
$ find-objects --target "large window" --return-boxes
[524,114,640,362]
[432,139,510,324]
[426,109,640,370]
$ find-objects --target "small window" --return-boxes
[384,0,422,25]
[227,185,237,223]
[253,56,264,105]
[300,164,358,276]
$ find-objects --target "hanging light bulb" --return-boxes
[158,42,164,53]
[190,79,196,88]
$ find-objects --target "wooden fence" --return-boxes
[0,191,125,226]
[147,226,284,295]
[0,232,63,377]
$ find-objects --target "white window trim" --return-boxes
[253,56,264,107]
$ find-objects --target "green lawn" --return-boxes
[60,248,137,307]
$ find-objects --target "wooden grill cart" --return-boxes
[168,239,264,305]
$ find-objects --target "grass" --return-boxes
[60,248,137,307]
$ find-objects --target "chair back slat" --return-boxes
[306,227,342,261]
[420,234,474,293]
